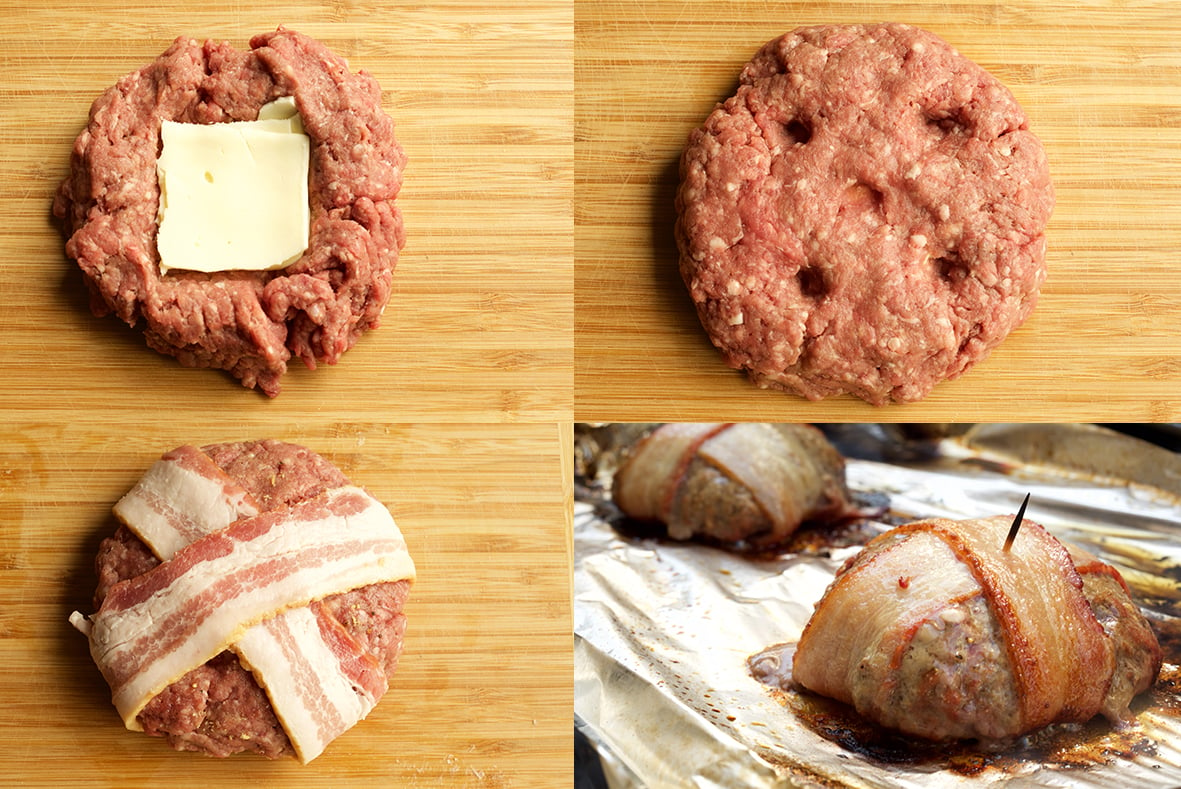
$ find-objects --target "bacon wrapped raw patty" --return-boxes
[611,423,853,547]
[790,515,1161,740]
[70,440,415,761]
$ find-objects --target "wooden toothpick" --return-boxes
[1003,493,1031,552]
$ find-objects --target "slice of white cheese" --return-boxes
[156,97,310,274]
[256,95,303,128]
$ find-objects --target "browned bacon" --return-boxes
[612,423,852,546]
[791,515,1161,740]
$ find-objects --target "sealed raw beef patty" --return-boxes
[70,440,416,761]
[676,23,1054,404]
[54,28,406,396]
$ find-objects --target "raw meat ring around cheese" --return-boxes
[53,27,406,396]
[675,23,1054,405]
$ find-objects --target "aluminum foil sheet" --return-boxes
[574,424,1181,789]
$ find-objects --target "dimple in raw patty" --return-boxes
[676,23,1054,405]
[54,28,406,396]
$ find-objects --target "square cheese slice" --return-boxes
[156,99,310,274]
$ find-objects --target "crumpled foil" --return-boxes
[574,424,1181,789]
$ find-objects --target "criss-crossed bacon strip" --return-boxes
[70,446,415,762]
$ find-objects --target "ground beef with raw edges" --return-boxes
[676,23,1054,404]
[54,28,406,396]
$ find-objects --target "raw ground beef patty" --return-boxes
[675,23,1054,405]
[86,439,411,759]
[54,28,406,396]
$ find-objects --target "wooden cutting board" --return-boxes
[0,422,572,787]
[0,425,571,789]
[575,0,1181,422]
[0,1,572,786]
[1,0,572,420]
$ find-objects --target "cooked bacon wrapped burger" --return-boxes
[791,515,1161,740]
[70,440,415,761]
[611,423,852,547]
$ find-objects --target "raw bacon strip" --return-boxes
[236,603,387,762]
[78,485,415,736]
[112,445,261,560]
[308,601,388,704]
[104,446,396,762]
[242,608,387,763]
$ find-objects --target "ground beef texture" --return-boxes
[676,23,1054,404]
[90,439,410,758]
[54,28,406,396]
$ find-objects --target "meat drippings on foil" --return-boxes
[576,424,1181,786]
[574,422,889,555]
[749,642,1175,777]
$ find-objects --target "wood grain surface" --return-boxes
[1,0,572,420]
[0,0,572,786]
[575,0,1181,421]
[0,422,572,787]
[7,0,1181,783]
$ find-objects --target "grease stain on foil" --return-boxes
[575,424,1181,788]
